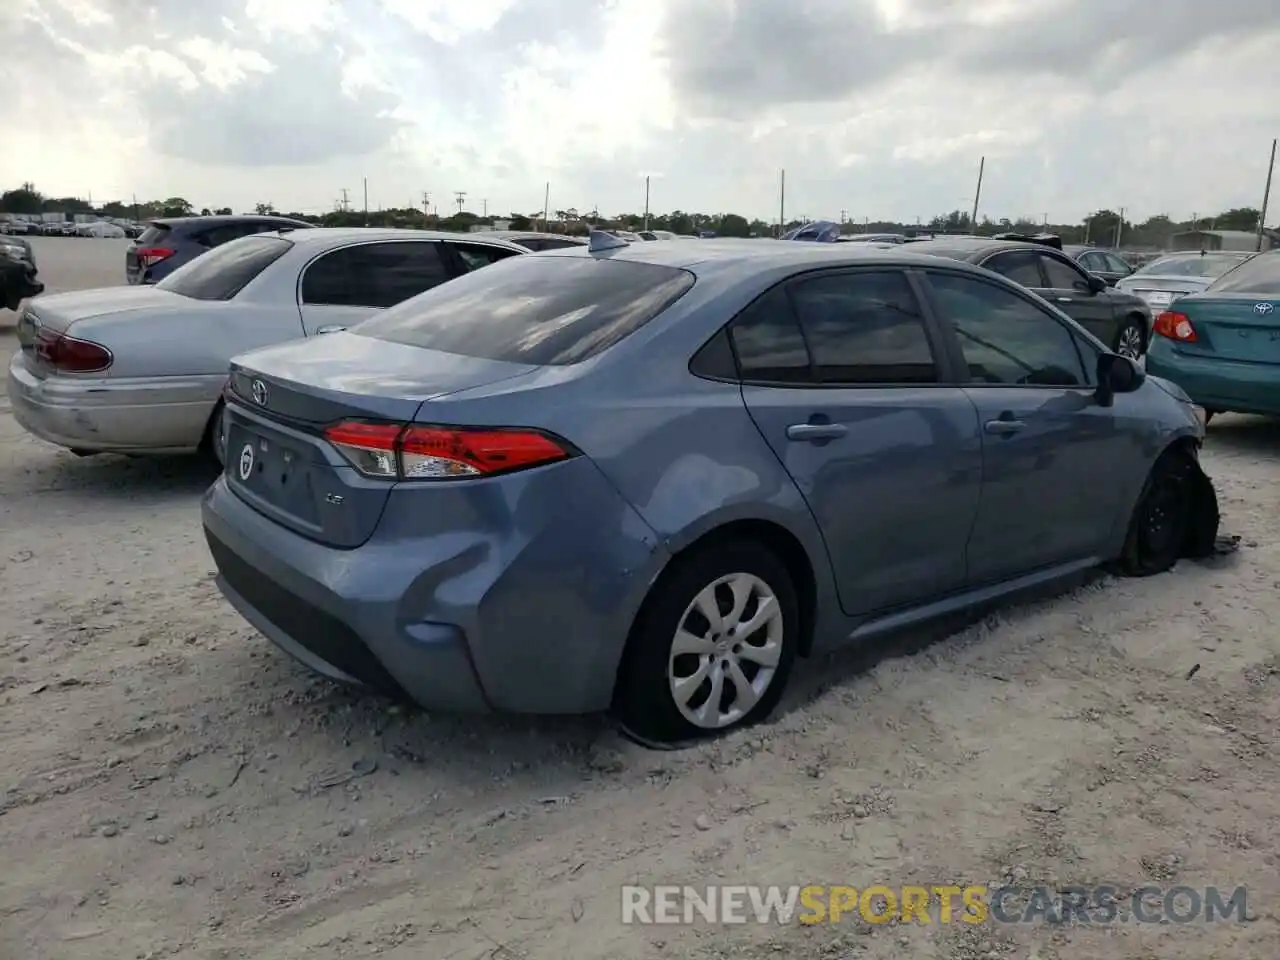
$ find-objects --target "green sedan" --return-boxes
[1145,250,1280,421]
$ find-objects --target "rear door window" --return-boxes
[729,286,813,384]
[983,250,1044,287]
[786,270,938,384]
[199,222,260,248]
[353,255,696,365]
[301,241,452,308]
[155,235,293,301]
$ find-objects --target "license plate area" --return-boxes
[226,422,321,528]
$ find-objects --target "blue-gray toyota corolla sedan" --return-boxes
[202,233,1220,745]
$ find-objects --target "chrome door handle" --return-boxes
[315,324,346,335]
[984,418,1025,435]
[786,423,848,442]
[1056,297,1073,303]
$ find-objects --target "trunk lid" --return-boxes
[1174,294,1280,364]
[21,286,188,335]
[224,331,538,548]
[1120,276,1210,312]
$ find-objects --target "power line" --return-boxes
[454,191,466,214]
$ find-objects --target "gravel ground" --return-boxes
[1,239,1278,960]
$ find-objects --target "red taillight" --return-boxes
[1153,310,1197,343]
[323,421,572,480]
[136,246,174,268]
[35,328,113,373]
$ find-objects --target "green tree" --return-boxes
[0,182,44,214]
[160,197,194,217]
[1212,207,1261,231]
[509,214,532,230]
[214,207,233,216]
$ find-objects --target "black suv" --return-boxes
[126,214,313,284]
[0,235,42,311]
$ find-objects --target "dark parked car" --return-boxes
[126,214,314,284]
[202,232,1218,744]
[906,236,1153,359]
[473,230,586,252]
[0,234,42,310]
[1062,245,1135,287]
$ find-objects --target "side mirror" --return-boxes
[1087,272,1108,293]
[1095,352,1145,407]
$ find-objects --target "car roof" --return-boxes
[478,230,586,243]
[533,236,998,279]
[897,237,1052,261]
[271,227,527,251]
[152,214,313,228]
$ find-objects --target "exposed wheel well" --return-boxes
[641,520,818,658]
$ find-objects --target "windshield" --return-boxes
[354,254,696,365]
[1135,253,1250,279]
[156,235,292,300]
[1205,251,1280,294]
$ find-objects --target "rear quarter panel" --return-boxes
[68,303,307,379]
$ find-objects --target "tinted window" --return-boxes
[538,237,585,250]
[1206,251,1280,294]
[452,243,522,272]
[787,271,937,384]
[136,223,171,247]
[689,328,738,380]
[1041,254,1089,290]
[1104,253,1132,274]
[301,242,450,309]
[1078,252,1106,271]
[729,286,812,383]
[200,223,261,248]
[984,251,1043,287]
[353,255,695,366]
[156,235,292,301]
[926,272,1088,387]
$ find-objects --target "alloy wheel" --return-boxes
[1116,324,1144,360]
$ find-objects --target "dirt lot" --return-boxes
[1,240,1278,960]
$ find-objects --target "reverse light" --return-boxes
[323,421,573,481]
[34,328,113,373]
[1153,310,1197,343]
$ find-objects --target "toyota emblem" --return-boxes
[1254,302,1275,315]
[250,378,269,406]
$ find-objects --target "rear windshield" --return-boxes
[1206,252,1280,294]
[137,223,171,246]
[1137,254,1249,278]
[353,255,696,365]
[156,235,292,301]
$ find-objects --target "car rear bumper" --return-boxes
[7,352,221,452]
[201,461,668,715]
[1146,339,1280,415]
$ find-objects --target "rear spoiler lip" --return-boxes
[991,232,1064,250]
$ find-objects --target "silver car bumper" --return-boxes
[7,352,222,454]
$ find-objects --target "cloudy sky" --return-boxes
[1,0,1276,223]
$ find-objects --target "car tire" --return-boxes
[1117,448,1196,577]
[203,401,228,468]
[1113,316,1146,360]
[614,539,800,745]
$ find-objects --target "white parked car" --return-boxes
[7,228,527,463]
[1114,251,1256,311]
[76,221,127,238]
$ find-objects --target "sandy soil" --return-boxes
[1,241,1278,960]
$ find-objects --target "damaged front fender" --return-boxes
[1181,455,1221,560]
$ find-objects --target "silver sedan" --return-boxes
[7,228,526,462]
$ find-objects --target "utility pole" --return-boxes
[482,198,488,218]
[132,193,138,222]
[1114,206,1125,247]
[454,191,466,215]
[339,188,350,212]
[778,169,785,236]
[363,177,368,225]
[643,175,650,231]
[542,182,550,231]
[970,156,985,230]
[421,191,431,224]
[1257,137,1276,252]
[840,209,847,224]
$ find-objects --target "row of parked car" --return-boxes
[9,213,1273,744]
